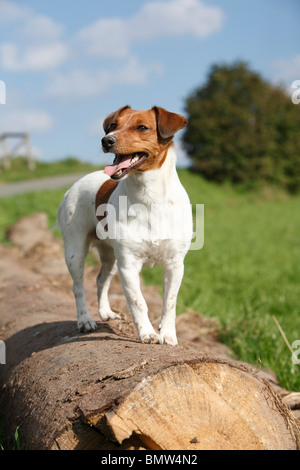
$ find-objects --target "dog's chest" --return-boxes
[114,199,188,266]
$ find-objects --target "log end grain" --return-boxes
[51,360,300,451]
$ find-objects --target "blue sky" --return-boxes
[0,0,299,167]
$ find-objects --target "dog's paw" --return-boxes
[159,328,178,346]
[141,332,161,344]
[78,314,97,333]
[98,309,121,321]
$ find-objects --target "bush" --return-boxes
[182,61,300,192]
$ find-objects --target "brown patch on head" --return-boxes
[102,106,187,179]
[152,106,187,141]
[103,105,131,135]
[95,179,119,230]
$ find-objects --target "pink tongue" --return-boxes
[104,155,133,177]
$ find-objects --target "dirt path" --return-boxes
[0,173,88,198]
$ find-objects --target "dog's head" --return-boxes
[101,106,187,180]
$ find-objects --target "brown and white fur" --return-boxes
[57,106,192,345]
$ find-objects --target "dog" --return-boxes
[57,105,192,345]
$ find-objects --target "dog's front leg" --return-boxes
[117,259,160,344]
[159,261,185,346]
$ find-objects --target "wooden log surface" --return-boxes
[0,214,299,450]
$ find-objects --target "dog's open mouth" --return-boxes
[104,152,148,179]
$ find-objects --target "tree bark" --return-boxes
[0,215,299,450]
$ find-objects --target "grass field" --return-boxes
[0,162,299,393]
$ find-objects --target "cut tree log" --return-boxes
[0,215,299,450]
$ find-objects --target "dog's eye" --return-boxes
[136,125,149,132]
[108,123,117,133]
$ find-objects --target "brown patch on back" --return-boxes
[95,179,118,229]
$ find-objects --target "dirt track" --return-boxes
[0,173,88,198]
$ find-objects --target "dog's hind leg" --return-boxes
[64,235,97,332]
[96,244,120,321]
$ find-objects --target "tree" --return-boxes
[182,61,300,192]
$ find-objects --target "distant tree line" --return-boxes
[182,61,300,192]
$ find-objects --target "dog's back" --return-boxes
[57,170,109,238]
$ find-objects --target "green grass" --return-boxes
[0,188,67,242]
[0,167,299,392]
[0,423,22,450]
[0,156,101,183]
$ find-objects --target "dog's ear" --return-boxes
[152,106,187,140]
[103,105,131,134]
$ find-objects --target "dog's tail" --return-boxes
[52,188,72,233]
[51,193,66,233]
[51,208,61,233]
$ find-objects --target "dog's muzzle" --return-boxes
[102,135,117,152]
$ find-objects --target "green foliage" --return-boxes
[0,422,22,450]
[183,61,300,193]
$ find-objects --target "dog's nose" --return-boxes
[102,135,117,151]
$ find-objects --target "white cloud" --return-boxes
[0,0,65,40]
[115,56,163,86]
[0,42,68,71]
[0,109,53,133]
[132,0,224,39]
[0,0,68,71]
[19,14,64,41]
[77,0,225,58]
[46,56,163,97]
[77,18,129,58]
[0,0,30,24]
[0,0,223,99]
[46,69,111,97]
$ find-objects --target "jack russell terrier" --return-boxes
[57,106,192,345]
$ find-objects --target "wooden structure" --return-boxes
[0,132,35,170]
